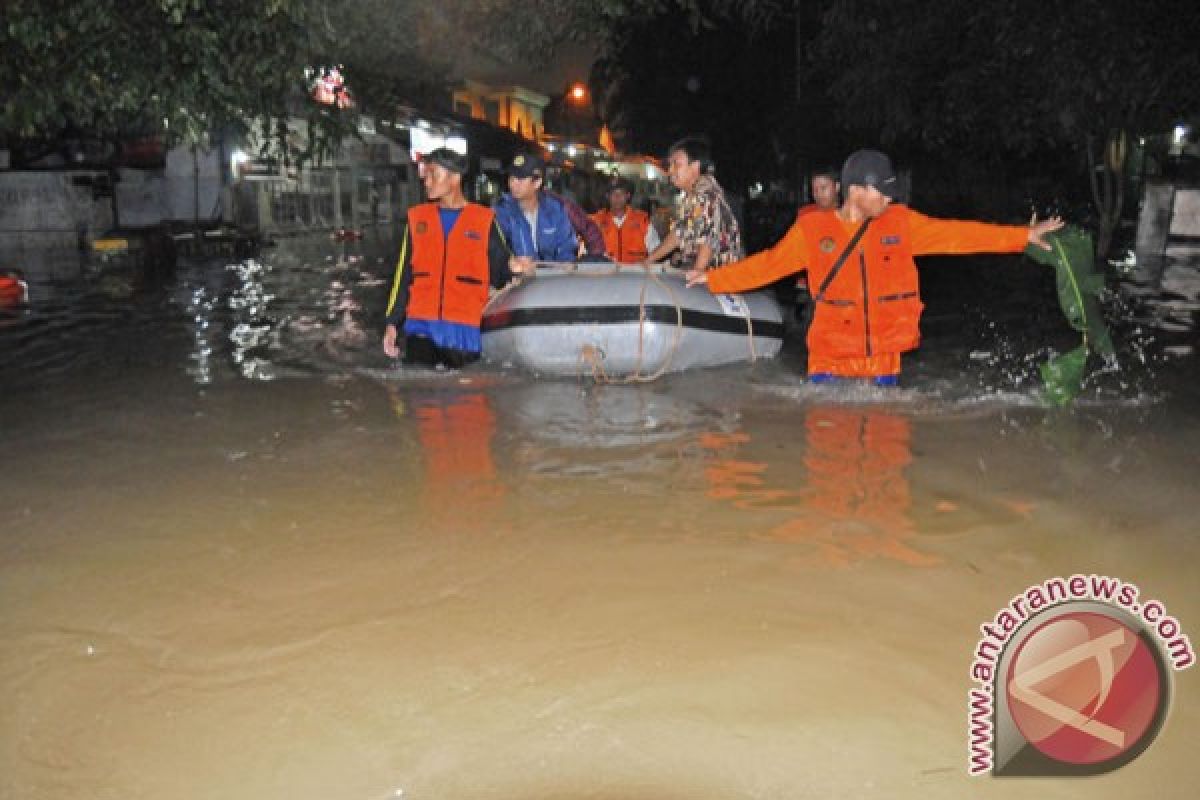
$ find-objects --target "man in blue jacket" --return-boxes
[493,153,580,263]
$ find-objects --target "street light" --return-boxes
[564,82,591,152]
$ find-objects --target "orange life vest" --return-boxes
[795,203,819,222]
[797,205,924,359]
[592,208,651,262]
[405,203,493,326]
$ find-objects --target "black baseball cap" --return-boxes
[606,176,634,195]
[423,147,467,174]
[840,149,899,199]
[508,152,544,179]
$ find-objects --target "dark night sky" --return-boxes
[456,42,598,97]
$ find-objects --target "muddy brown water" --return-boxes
[2,236,1198,798]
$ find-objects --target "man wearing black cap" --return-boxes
[688,148,1064,385]
[382,147,530,368]
[493,152,581,263]
[591,177,660,263]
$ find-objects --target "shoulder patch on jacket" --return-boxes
[881,235,902,245]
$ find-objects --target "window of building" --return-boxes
[483,100,500,125]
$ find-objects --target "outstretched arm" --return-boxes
[909,210,1032,256]
[907,209,1067,256]
[687,220,811,291]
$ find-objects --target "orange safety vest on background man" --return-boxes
[592,208,651,263]
[403,203,494,326]
[706,205,1028,375]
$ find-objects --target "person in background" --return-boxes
[645,135,743,272]
[493,153,580,264]
[382,148,532,368]
[798,166,840,219]
[591,177,660,263]
[545,186,608,260]
[791,165,842,306]
[687,148,1064,386]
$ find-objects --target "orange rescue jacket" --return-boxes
[405,203,494,326]
[707,205,1028,360]
[592,208,651,263]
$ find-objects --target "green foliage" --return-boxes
[1024,226,1115,405]
[1,0,790,158]
[1,0,325,147]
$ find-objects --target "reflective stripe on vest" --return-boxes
[405,203,494,326]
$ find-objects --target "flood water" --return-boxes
[2,233,1198,798]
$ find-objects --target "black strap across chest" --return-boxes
[813,219,871,302]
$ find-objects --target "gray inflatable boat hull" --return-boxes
[481,264,784,376]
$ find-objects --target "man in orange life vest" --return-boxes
[382,148,532,368]
[687,149,1064,385]
[591,177,660,263]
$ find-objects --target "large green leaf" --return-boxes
[1024,226,1114,355]
[1024,225,1116,405]
[1039,344,1088,407]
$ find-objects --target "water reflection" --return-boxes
[702,407,937,567]
[489,380,741,490]
[162,238,390,385]
[389,386,505,534]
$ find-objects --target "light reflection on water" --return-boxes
[2,236,1199,798]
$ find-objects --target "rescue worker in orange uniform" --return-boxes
[591,177,661,263]
[382,148,532,368]
[688,149,1064,385]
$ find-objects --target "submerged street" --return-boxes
[2,234,1198,798]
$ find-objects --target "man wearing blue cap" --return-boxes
[687,148,1064,384]
[382,148,531,368]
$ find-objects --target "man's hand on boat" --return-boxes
[509,256,536,275]
[684,268,709,287]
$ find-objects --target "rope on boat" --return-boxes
[575,261,684,384]
[741,298,757,363]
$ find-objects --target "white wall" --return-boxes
[0,171,113,250]
[116,146,224,226]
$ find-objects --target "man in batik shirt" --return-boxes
[646,136,744,272]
